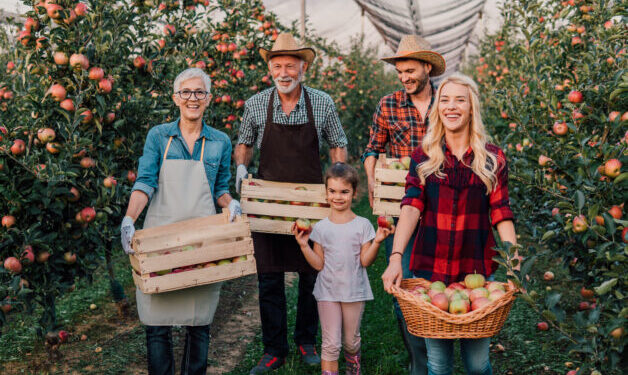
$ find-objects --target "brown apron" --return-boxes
[253,88,322,273]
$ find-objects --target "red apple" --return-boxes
[567,90,583,103]
[49,84,67,101]
[127,170,137,183]
[608,205,622,219]
[448,282,465,290]
[2,215,16,228]
[488,289,506,302]
[552,121,568,136]
[430,281,446,293]
[37,128,55,143]
[10,139,25,155]
[69,53,89,70]
[68,187,80,202]
[21,246,35,264]
[464,273,486,290]
[58,330,69,343]
[133,56,146,69]
[469,287,489,302]
[538,155,552,166]
[60,98,75,112]
[46,4,63,19]
[163,24,175,36]
[543,271,555,281]
[551,207,560,216]
[80,207,96,223]
[486,282,505,293]
[98,78,112,93]
[295,218,312,234]
[430,293,449,311]
[36,251,50,263]
[88,67,104,81]
[63,252,77,264]
[74,2,88,16]
[80,108,93,124]
[4,257,22,273]
[603,159,622,178]
[53,51,69,65]
[610,327,624,339]
[537,322,549,331]
[578,301,590,311]
[471,297,491,311]
[80,157,95,168]
[622,227,628,244]
[377,216,394,229]
[572,215,588,233]
[103,176,117,188]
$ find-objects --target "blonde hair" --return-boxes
[417,73,501,193]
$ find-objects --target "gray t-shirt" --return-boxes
[309,216,376,302]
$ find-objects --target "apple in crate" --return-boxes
[203,262,217,268]
[295,218,312,234]
[377,216,394,229]
[217,259,232,266]
[400,156,411,170]
[231,255,247,262]
[388,161,405,170]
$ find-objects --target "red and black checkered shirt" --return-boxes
[361,84,434,162]
[401,143,514,284]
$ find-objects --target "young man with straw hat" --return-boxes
[362,34,446,375]
[235,32,348,374]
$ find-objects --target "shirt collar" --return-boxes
[400,80,435,108]
[165,118,213,140]
[443,142,474,161]
[273,85,305,109]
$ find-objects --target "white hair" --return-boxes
[268,58,306,94]
[267,57,305,71]
[173,68,212,93]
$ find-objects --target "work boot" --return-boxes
[298,344,321,366]
[344,350,361,375]
[397,316,428,375]
[249,353,285,374]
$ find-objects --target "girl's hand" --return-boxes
[374,225,395,243]
[381,260,403,294]
[291,222,310,248]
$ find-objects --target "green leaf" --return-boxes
[594,278,617,295]
[573,190,585,211]
[602,212,616,236]
[613,172,628,185]
[541,230,555,242]
[542,310,557,322]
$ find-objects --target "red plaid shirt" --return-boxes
[401,143,514,284]
[361,84,435,161]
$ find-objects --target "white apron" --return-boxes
[136,136,222,326]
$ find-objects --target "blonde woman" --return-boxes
[381,73,518,375]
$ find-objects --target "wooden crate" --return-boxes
[130,211,256,294]
[373,154,410,217]
[240,175,331,234]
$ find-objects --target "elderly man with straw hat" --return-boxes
[361,35,445,375]
[235,33,348,374]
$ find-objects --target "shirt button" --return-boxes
[451,223,455,229]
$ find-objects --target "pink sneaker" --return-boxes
[344,351,361,375]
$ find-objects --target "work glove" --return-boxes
[120,216,135,255]
[235,164,248,194]
[228,199,242,222]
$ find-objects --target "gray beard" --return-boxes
[274,71,304,94]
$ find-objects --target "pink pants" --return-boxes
[317,301,365,361]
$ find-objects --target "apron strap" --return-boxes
[163,136,174,162]
[200,137,206,161]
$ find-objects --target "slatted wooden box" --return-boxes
[240,175,331,235]
[373,154,410,217]
[130,211,256,294]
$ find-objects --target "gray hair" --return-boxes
[173,68,212,93]
[267,58,305,71]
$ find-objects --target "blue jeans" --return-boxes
[385,219,427,375]
[146,325,210,375]
[425,337,492,375]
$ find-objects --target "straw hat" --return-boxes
[382,35,446,76]
[259,33,316,65]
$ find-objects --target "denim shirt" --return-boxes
[132,119,232,205]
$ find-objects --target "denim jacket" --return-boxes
[132,119,232,205]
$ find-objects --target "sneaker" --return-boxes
[344,350,361,375]
[249,353,285,374]
[298,344,321,366]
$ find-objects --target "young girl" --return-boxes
[381,73,519,375]
[292,162,394,375]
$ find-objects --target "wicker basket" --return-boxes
[391,278,516,339]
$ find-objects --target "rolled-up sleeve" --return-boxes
[490,150,514,226]
[400,148,425,213]
[132,127,161,199]
[361,98,388,162]
[214,135,232,199]
[322,100,348,148]
[237,100,257,146]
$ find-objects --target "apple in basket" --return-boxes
[430,281,446,292]
[430,293,449,311]
[464,273,486,289]
[486,282,505,293]
[488,289,506,302]
[417,293,430,303]
[469,287,489,302]
[448,282,465,290]
[449,299,470,315]
[471,297,491,311]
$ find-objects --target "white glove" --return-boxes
[235,164,248,194]
[228,200,242,222]
[120,216,135,255]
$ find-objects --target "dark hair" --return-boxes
[324,162,359,192]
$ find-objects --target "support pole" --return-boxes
[361,8,365,37]
[300,0,306,38]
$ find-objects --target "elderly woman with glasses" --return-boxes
[120,68,241,375]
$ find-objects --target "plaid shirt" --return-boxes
[237,85,348,149]
[401,143,514,284]
[361,82,435,162]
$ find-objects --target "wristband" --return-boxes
[389,252,403,259]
